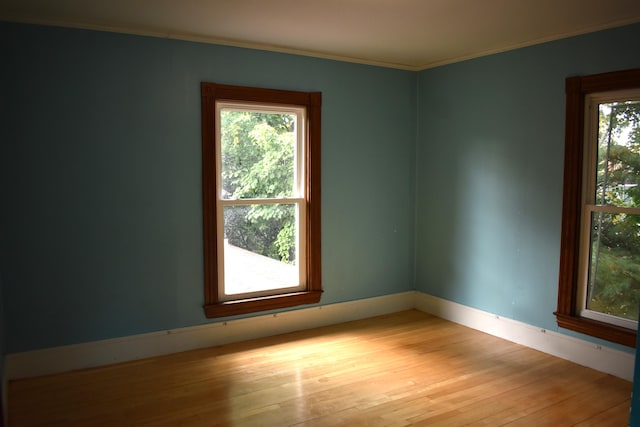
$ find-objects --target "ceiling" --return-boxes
[2,0,640,70]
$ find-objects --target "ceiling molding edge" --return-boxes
[2,14,640,72]
[0,15,419,71]
[416,15,640,70]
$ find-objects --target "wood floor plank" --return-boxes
[8,310,632,426]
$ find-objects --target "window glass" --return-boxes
[216,104,306,301]
[594,100,640,206]
[220,109,299,200]
[580,95,640,329]
[222,203,301,296]
[586,211,640,322]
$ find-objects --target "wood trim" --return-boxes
[579,68,640,93]
[556,76,583,316]
[201,82,322,318]
[201,82,315,106]
[555,69,640,347]
[555,313,636,348]
[204,291,323,318]
[307,92,322,293]
[201,84,218,306]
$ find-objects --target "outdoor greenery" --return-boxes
[220,109,298,263]
[588,100,640,321]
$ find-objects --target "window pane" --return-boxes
[595,100,640,207]
[586,211,640,321]
[220,110,297,200]
[223,204,299,295]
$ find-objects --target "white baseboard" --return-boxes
[414,292,635,381]
[6,291,635,382]
[5,292,415,380]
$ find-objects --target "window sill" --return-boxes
[555,312,636,347]
[204,290,323,318]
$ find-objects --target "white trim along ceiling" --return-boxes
[1,0,640,70]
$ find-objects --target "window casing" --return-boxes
[556,69,640,347]
[201,83,322,318]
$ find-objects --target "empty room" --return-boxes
[2,1,640,425]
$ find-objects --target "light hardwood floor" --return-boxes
[8,310,633,426]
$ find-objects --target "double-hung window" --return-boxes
[556,69,640,346]
[577,89,640,329]
[201,83,322,318]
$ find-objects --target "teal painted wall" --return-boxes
[415,23,640,346]
[2,19,640,358]
[0,22,416,352]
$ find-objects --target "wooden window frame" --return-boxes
[556,68,640,347]
[201,82,322,318]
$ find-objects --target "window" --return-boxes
[556,69,640,347]
[201,83,322,318]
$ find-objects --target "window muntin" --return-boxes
[201,82,322,318]
[576,91,640,329]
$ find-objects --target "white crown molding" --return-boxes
[0,15,419,71]
[4,14,639,71]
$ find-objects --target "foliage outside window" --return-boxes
[201,83,322,318]
[556,69,640,347]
